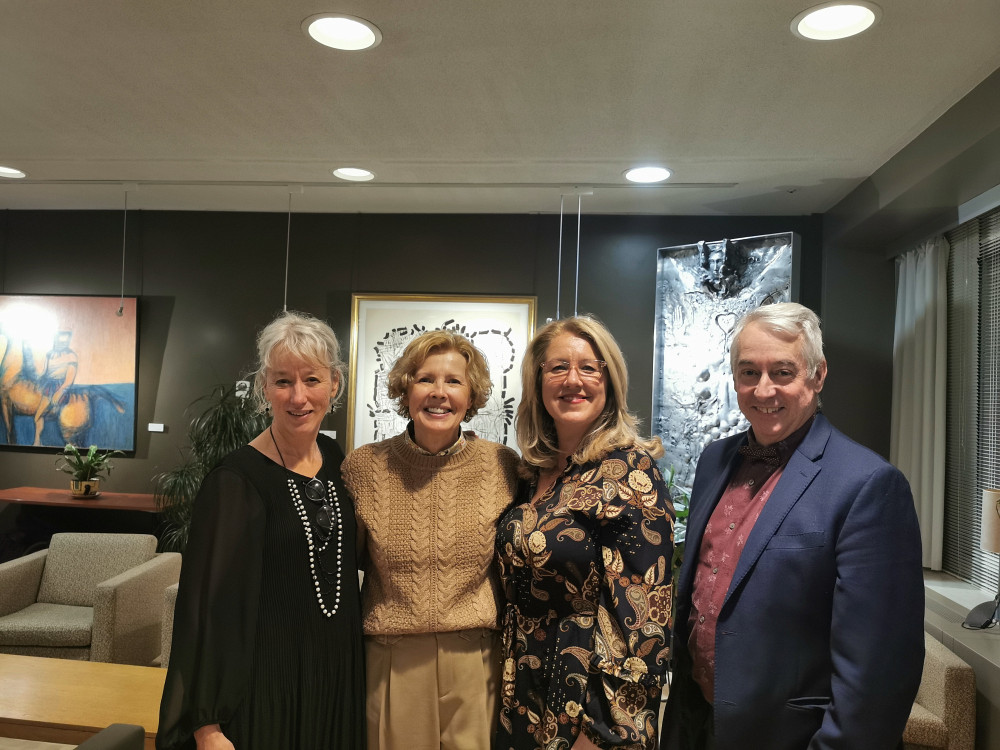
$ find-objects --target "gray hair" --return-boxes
[251,310,345,413]
[730,303,824,377]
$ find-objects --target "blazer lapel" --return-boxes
[723,415,832,605]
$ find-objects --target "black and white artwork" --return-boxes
[653,232,798,489]
[348,294,536,451]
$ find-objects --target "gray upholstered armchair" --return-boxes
[159,581,179,668]
[0,532,181,666]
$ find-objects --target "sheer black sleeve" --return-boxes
[156,465,267,750]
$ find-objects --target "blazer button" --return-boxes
[712,567,719,574]
[729,522,736,530]
[699,615,705,623]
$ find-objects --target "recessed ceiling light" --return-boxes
[333,167,375,182]
[0,166,27,179]
[303,14,382,51]
[791,2,881,40]
[624,166,671,184]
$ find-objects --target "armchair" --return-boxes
[159,581,178,668]
[0,532,181,666]
[76,723,146,750]
[903,632,976,750]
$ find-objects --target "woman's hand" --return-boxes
[571,732,600,750]
[194,724,234,750]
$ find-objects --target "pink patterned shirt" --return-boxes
[687,417,814,703]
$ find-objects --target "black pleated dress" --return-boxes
[157,434,365,749]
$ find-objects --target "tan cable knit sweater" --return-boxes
[342,431,520,636]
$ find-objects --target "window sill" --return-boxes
[924,570,1000,750]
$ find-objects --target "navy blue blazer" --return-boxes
[661,414,924,750]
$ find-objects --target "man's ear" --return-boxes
[813,359,828,392]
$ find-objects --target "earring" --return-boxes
[327,400,334,414]
[264,402,272,414]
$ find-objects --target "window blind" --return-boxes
[944,220,985,586]
[942,206,1000,590]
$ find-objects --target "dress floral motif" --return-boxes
[495,447,675,749]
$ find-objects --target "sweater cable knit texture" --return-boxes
[343,432,519,636]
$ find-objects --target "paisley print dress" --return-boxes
[495,447,675,749]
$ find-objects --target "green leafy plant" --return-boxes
[154,384,270,552]
[665,465,690,612]
[56,444,123,481]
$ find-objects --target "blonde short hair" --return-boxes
[386,330,492,421]
[251,310,345,413]
[516,315,662,473]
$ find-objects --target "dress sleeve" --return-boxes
[156,465,267,750]
[582,448,675,748]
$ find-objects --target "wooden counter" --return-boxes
[0,486,158,513]
[0,653,165,749]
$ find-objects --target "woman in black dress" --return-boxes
[158,310,364,750]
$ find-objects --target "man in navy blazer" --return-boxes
[661,303,924,750]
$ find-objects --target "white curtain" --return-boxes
[891,236,949,570]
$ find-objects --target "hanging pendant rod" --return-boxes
[556,186,591,319]
[117,183,137,317]
[574,194,582,317]
[283,192,291,312]
[556,195,565,320]
[282,185,303,312]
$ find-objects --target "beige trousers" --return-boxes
[365,629,501,750]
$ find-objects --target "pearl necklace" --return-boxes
[270,426,343,618]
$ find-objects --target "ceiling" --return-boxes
[2,1,1000,216]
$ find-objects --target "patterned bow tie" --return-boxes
[738,442,781,466]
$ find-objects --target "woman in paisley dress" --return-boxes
[495,315,675,750]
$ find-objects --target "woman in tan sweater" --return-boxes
[341,329,520,750]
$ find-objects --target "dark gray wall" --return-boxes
[0,210,822,492]
[822,66,1000,456]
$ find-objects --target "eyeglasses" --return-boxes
[539,359,607,381]
[304,478,333,539]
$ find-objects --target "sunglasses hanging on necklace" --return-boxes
[269,425,343,617]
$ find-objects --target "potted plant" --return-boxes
[154,384,269,552]
[56,443,124,498]
[665,466,690,601]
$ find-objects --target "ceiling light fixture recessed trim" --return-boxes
[624,166,672,184]
[303,14,382,51]
[0,166,27,179]
[791,2,881,41]
[333,167,375,182]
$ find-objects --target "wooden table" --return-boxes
[0,653,166,749]
[0,486,158,512]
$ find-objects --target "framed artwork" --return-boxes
[347,294,536,452]
[0,294,138,452]
[652,232,799,489]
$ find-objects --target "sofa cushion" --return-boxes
[37,533,156,607]
[0,602,93,647]
[903,701,948,748]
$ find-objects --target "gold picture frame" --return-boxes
[347,293,536,452]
